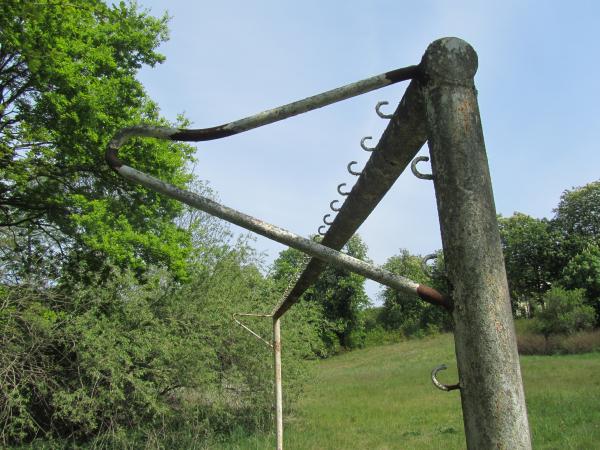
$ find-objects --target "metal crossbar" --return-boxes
[106,65,418,170]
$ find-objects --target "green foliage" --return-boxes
[561,244,600,324]
[553,181,600,252]
[378,249,451,336]
[498,213,562,315]
[498,181,600,319]
[271,235,370,353]
[0,238,322,445]
[0,0,195,281]
[533,287,596,337]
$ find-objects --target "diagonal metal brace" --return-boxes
[233,313,273,348]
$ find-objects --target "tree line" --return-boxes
[373,181,599,340]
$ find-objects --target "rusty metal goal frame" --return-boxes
[106,38,531,450]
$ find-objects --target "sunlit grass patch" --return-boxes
[218,333,600,449]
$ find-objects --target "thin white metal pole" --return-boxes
[273,317,283,450]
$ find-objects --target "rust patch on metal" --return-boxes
[170,125,238,141]
[385,65,421,83]
[417,284,452,311]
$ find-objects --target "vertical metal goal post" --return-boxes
[106,37,531,450]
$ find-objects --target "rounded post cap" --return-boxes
[421,37,478,83]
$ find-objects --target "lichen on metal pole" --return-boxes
[420,37,531,449]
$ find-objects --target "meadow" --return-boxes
[218,333,600,449]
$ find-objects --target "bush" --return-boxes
[534,287,596,336]
[378,250,452,337]
[517,333,552,355]
[0,250,322,446]
[362,326,404,347]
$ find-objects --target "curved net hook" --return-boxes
[375,101,394,119]
[337,183,351,196]
[411,156,434,180]
[421,253,438,275]
[431,364,460,392]
[347,161,361,176]
[360,136,376,152]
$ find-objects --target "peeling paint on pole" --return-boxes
[421,37,531,449]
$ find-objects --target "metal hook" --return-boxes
[411,156,434,180]
[376,101,394,119]
[431,364,460,392]
[323,214,334,225]
[318,225,327,236]
[337,183,351,196]
[360,136,376,152]
[421,253,438,275]
[330,200,341,212]
[347,161,361,176]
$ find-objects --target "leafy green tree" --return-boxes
[306,235,369,350]
[270,235,369,352]
[553,180,600,254]
[533,287,596,337]
[379,249,450,335]
[0,0,195,281]
[561,244,600,325]
[498,213,563,315]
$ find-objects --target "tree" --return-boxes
[550,180,600,323]
[270,235,370,352]
[0,0,195,282]
[561,244,600,325]
[379,249,450,335]
[498,213,563,315]
[553,180,600,252]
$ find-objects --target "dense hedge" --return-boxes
[0,251,323,445]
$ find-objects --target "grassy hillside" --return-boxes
[219,333,600,449]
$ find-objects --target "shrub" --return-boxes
[517,332,552,355]
[362,326,404,347]
[0,252,322,445]
[560,329,600,354]
[534,287,596,336]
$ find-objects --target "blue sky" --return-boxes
[136,0,600,303]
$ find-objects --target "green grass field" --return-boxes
[218,333,600,449]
